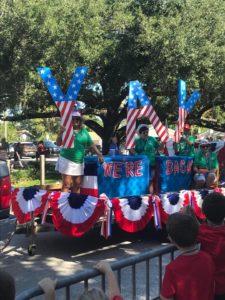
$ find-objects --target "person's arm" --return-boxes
[38,278,56,300]
[89,144,104,163]
[56,126,65,146]
[95,261,122,300]
[182,135,194,146]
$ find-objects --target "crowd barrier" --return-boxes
[16,244,177,300]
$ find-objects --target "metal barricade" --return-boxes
[16,244,177,300]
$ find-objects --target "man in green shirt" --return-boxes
[193,139,219,189]
[130,124,159,194]
[56,111,104,193]
[176,123,195,157]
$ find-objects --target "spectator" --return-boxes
[160,213,215,300]
[198,192,225,300]
[0,269,15,300]
[175,123,195,157]
[36,141,45,160]
[56,111,104,193]
[14,142,20,161]
[78,261,123,300]
[1,137,9,151]
[130,124,159,194]
[38,141,45,155]
[193,139,219,189]
[108,134,120,156]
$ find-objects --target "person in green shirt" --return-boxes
[176,123,195,157]
[56,111,104,193]
[130,124,159,194]
[193,139,219,189]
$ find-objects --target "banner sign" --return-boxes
[98,155,149,198]
[156,156,193,193]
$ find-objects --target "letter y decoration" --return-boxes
[37,67,88,148]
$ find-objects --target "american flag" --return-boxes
[38,66,88,148]
[174,80,200,143]
[126,80,169,149]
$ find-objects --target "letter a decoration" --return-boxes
[126,80,169,149]
[37,67,88,148]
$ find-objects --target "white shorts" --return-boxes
[55,156,84,176]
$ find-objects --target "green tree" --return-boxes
[1,0,225,152]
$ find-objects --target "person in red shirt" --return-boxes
[160,213,215,300]
[198,192,225,300]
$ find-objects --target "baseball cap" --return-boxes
[136,124,149,134]
[200,139,210,146]
[72,111,82,118]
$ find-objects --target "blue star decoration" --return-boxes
[128,80,151,109]
[37,66,88,102]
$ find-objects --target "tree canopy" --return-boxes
[0,0,225,151]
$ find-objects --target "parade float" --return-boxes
[10,66,225,255]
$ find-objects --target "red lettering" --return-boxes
[180,160,186,174]
[166,160,173,175]
[104,163,113,177]
[113,162,123,178]
[125,161,134,177]
[187,160,193,173]
[174,160,179,175]
[135,160,143,177]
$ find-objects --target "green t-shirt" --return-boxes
[135,136,159,166]
[60,127,93,163]
[194,150,218,170]
[177,135,195,156]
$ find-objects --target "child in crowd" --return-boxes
[182,192,225,300]
[0,269,15,300]
[160,213,215,300]
[78,261,123,300]
[38,261,122,300]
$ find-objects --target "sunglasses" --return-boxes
[201,145,209,148]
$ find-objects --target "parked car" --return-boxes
[43,140,60,157]
[0,159,16,251]
[15,142,37,158]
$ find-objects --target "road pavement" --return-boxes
[0,223,169,299]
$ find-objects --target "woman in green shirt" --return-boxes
[56,111,104,193]
[130,124,159,194]
[176,123,195,157]
[193,139,219,189]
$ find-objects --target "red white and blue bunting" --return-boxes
[11,187,225,236]
[11,187,49,224]
[50,192,105,237]
[112,195,154,232]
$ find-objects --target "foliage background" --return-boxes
[0,0,225,150]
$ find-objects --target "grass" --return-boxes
[10,161,61,188]
[13,178,61,188]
